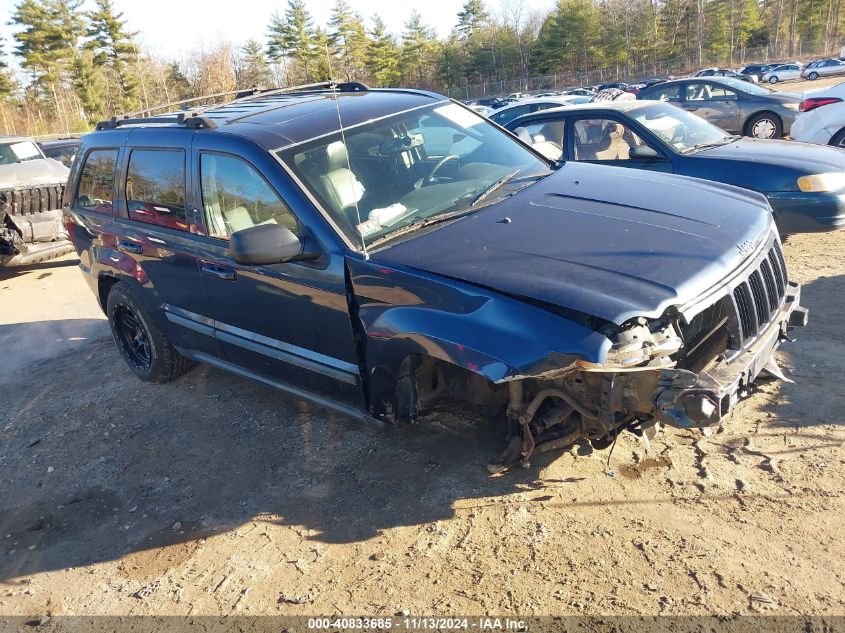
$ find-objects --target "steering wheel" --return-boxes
[422,154,460,187]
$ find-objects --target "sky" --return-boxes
[0,0,555,63]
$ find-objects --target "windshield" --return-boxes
[277,102,548,248]
[0,140,44,166]
[716,77,772,95]
[630,103,731,152]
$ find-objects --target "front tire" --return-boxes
[830,127,845,148]
[746,112,782,139]
[106,283,195,383]
[768,76,779,84]
[809,72,819,80]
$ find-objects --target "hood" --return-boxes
[697,137,845,173]
[372,163,772,325]
[0,158,69,188]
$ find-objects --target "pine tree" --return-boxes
[267,0,320,83]
[456,0,489,39]
[0,37,16,99]
[72,48,106,122]
[366,15,400,86]
[400,10,438,87]
[11,0,85,131]
[85,0,139,109]
[11,0,83,91]
[237,39,272,89]
[534,0,603,74]
[328,0,368,81]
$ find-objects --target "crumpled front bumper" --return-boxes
[653,281,806,428]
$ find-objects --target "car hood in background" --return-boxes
[0,158,70,188]
[373,163,772,325]
[697,137,845,173]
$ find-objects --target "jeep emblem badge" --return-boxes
[737,239,756,256]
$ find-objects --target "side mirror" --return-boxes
[629,145,661,160]
[227,223,319,266]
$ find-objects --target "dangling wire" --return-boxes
[324,44,369,261]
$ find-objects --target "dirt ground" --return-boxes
[0,225,843,621]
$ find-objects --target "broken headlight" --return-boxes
[603,318,682,368]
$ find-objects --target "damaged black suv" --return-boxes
[64,83,807,471]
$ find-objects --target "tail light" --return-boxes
[799,97,843,112]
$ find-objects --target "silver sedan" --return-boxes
[763,64,802,84]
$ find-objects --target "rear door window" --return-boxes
[125,149,189,232]
[648,84,680,102]
[76,149,118,214]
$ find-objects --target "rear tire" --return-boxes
[106,282,195,383]
[808,71,819,80]
[829,127,845,148]
[746,112,782,139]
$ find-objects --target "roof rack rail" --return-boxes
[95,81,370,131]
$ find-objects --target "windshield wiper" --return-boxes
[683,135,739,153]
[367,207,482,250]
[470,170,520,206]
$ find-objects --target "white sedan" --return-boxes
[762,63,802,84]
[487,95,592,126]
[790,100,845,147]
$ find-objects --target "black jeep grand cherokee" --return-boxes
[64,83,807,471]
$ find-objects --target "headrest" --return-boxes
[606,123,624,138]
[513,127,533,144]
[326,141,349,171]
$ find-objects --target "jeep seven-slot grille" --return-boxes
[0,184,66,216]
[731,240,788,344]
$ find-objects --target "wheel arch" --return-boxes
[744,110,783,137]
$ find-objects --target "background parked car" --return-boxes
[471,97,505,109]
[636,76,800,138]
[801,58,845,80]
[0,135,72,266]
[488,95,590,126]
[798,81,845,112]
[738,64,773,82]
[37,137,80,168]
[762,63,802,84]
[790,100,845,147]
[506,100,845,234]
[468,104,493,116]
[694,67,757,83]
[561,88,596,97]
[595,82,632,91]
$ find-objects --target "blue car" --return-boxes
[506,99,845,234]
[65,83,806,471]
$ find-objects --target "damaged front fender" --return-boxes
[346,258,610,417]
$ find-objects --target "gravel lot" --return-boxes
[1,228,843,620]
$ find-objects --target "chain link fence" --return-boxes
[444,39,841,100]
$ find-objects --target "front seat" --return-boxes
[593,123,631,160]
[316,141,366,226]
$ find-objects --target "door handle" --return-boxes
[202,263,237,281]
[117,239,143,254]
